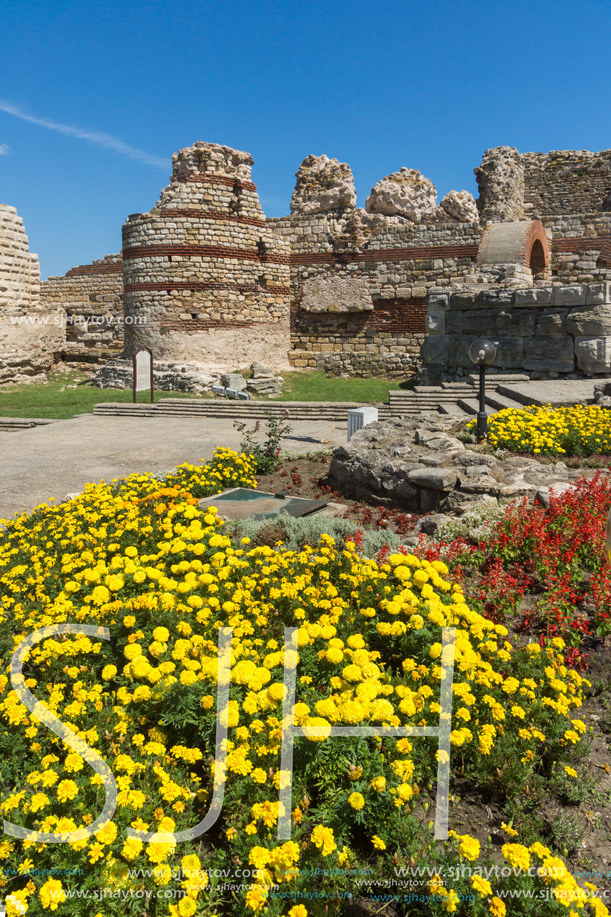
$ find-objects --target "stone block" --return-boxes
[585,282,611,305]
[421,334,448,366]
[456,310,495,335]
[552,285,587,307]
[221,372,247,391]
[425,310,445,333]
[513,288,553,307]
[575,336,611,373]
[493,336,524,369]
[536,309,566,335]
[496,309,536,336]
[408,467,458,491]
[523,336,575,372]
[478,289,516,308]
[300,276,373,312]
[452,291,480,310]
[445,312,463,333]
[567,305,611,336]
[447,336,472,369]
[427,291,450,310]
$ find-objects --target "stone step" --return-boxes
[438,402,472,417]
[457,398,480,416]
[0,417,56,429]
[485,390,526,412]
[495,384,537,407]
[466,373,531,384]
[93,401,392,422]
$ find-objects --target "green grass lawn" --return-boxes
[0,373,199,419]
[274,371,409,403]
[0,370,413,419]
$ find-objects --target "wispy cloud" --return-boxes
[0,144,9,155]
[0,101,166,169]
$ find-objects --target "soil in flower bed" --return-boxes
[447,640,611,891]
[256,453,419,535]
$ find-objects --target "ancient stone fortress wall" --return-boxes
[270,155,482,376]
[120,142,291,371]
[476,147,611,285]
[40,254,123,367]
[423,281,611,380]
[0,204,63,383]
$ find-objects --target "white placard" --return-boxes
[134,349,152,392]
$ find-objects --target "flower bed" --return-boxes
[466,404,611,456]
[422,472,611,660]
[0,450,607,916]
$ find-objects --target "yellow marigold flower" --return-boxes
[371,835,386,850]
[489,897,506,917]
[471,875,493,897]
[502,843,530,871]
[348,792,365,811]
[311,824,337,856]
[39,879,65,910]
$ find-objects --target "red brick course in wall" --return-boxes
[122,244,290,265]
[158,209,267,227]
[159,318,257,332]
[124,281,291,295]
[290,298,427,342]
[290,243,479,266]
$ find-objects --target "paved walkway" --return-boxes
[0,415,347,520]
[501,378,607,407]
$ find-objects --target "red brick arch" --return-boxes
[477,220,551,275]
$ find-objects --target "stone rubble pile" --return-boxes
[94,357,219,393]
[329,415,588,514]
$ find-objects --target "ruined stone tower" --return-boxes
[0,204,63,383]
[120,141,291,370]
[0,204,40,310]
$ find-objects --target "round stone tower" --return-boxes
[120,142,290,371]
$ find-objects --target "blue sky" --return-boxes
[1,0,611,278]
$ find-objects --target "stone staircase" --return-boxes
[93,399,393,422]
[389,375,532,418]
[92,375,604,425]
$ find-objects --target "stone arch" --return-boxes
[477,220,550,276]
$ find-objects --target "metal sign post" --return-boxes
[132,348,154,404]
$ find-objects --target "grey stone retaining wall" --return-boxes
[423,282,611,380]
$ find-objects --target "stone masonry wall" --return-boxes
[423,282,611,380]
[270,210,481,376]
[40,254,124,366]
[121,142,291,371]
[522,150,611,219]
[0,204,64,383]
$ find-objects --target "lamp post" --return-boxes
[467,338,497,442]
